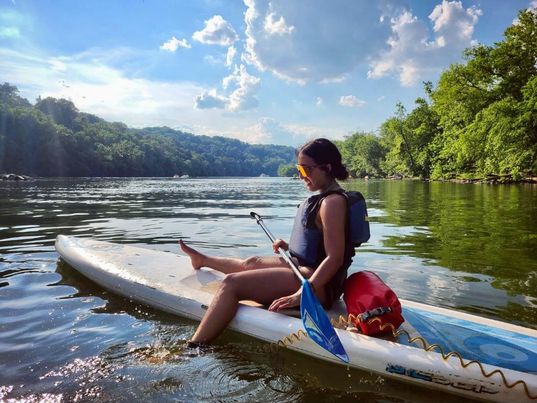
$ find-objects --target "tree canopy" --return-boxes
[339,9,536,181]
[0,91,295,177]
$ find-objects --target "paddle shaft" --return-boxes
[250,211,350,363]
[250,212,305,283]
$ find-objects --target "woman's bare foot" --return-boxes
[179,240,206,270]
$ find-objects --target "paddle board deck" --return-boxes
[55,235,537,402]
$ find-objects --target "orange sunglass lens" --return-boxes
[296,165,308,177]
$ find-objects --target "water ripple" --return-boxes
[1,177,536,402]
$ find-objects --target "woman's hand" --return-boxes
[272,238,289,253]
[268,288,301,311]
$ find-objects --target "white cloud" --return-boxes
[49,58,67,72]
[530,1,537,10]
[243,0,391,83]
[192,15,238,46]
[377,95,386,101]
[160,36,191,52]
[0,47,206,128]
[200,47,236,66]
[0,46,314,146]
[226,45,237,67]
[368,1,482,86]
[0,7,30,38]
[243,117,350,146]
[195,64,260,112]
[430,0,481,36]
[264,12,294,35]
[246,117,312,145]
[224,64,260,111]
[203,54,223,65]
[315,97,323,106]
[339,95,366,108]
[194,89,227,109]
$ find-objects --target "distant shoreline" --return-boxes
[3,174,536,184]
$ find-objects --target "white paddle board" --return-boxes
[55,235,537,402]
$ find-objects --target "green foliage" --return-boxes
[338,133,386,178]
[0,85,295,177]
[0,83,31,108]
[277,163,297,177]
[35,98,80,129]
[372,9,536,180]
[377,99,441,178]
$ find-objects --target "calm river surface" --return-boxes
[1,177,536,402]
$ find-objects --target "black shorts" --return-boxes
[324,259,352,308]
[290,252,352,309]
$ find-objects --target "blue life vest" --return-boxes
[288,190,370,267]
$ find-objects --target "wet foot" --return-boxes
[179,240,206,270]
[186,340,207,348]
[181,340,212,357]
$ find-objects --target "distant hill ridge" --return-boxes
[0,83,295,177]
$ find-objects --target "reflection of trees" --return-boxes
[0,178,302,252]
[349,180,537,298]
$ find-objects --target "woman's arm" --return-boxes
[268,193,347,312]
[308,193,347,291]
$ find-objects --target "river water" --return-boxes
[1,177,536,402]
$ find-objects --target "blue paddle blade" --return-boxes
[300,281,349,363]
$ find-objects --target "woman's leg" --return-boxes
[179,240,288,274]
[191,267,326,344]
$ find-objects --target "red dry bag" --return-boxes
[343,271,404,336]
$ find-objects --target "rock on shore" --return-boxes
[1,173,32,181]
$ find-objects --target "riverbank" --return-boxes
[445,175,537,184]
[371,174,537,184]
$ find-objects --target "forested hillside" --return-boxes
[338,9,537,181]
[0,87,295,177]
[2,10,535,180]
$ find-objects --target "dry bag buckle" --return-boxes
[358,306,392,322]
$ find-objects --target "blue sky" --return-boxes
[0,0,534,146]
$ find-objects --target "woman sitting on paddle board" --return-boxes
[180,138,354,344]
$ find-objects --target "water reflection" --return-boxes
[0,177,536,401]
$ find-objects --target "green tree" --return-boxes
[0,86,296,177]
[278,163,296,177]
[425,9,536,179]
[338,133,386,178]
[36,98,79,129]
[379,104,416,177]
[404,98,441,178]
[0,82,31,107]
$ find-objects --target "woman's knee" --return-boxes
[221,272,254,301]
[221,272,239,291]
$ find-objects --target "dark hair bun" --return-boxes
[331,162,349,180]
[298,138,349,180]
